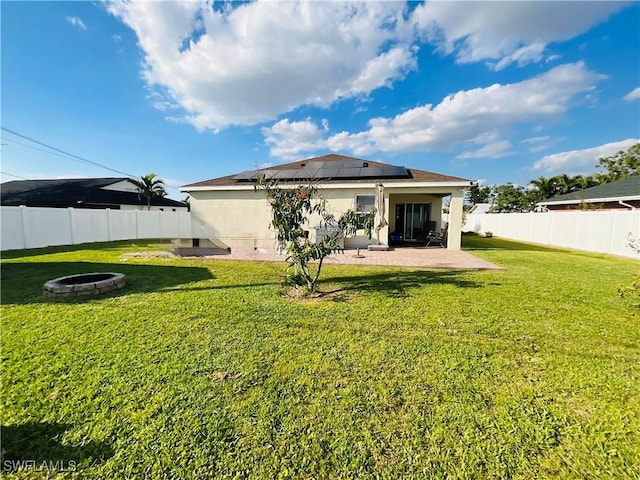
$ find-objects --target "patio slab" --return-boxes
[188,246,503,270]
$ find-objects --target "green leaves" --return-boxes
[130,173,167,209]
[256,177,369,292]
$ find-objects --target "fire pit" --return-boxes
[44,273,126,298]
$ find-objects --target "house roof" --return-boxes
[468,203,492,214]
[1,177,186,208]
[181,153,472,190]
[538,175,640,205]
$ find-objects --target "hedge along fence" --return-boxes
[463,210,640,259]
[1,206,193,251]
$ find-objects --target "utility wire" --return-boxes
[0,127,182,192]
[1,171,30,180]
[1,126,136,177]
[0,136,90,163]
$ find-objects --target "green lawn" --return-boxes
[1,239,639,479]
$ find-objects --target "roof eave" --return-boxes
[181,180,473,192]
[538,195,640,206]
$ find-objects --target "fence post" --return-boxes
[68,207,75,245]
[106,209,112,241]
[135,209,139,239]
[19,205,28,249]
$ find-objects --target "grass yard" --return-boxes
[1,239,639,479]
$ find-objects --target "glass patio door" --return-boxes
[403,203,430,241]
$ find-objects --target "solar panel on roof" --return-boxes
[342,160,365,168]
[337,168,362,178]
[304,161,326,169]
[233,162,410,182]
[233,170,257,180]
[315,168,339,178]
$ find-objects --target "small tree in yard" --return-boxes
[256,177,374,293]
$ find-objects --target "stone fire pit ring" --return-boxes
[44,272,126,298]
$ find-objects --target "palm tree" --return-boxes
[130,173,167,210]
[530,176,557,201]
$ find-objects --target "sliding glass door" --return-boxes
[403,203,431,241]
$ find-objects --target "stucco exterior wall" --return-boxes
[187,185,465,250]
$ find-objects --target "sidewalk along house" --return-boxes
[180,154,474,251]
[0,178,187,211]
[538,175,640,211]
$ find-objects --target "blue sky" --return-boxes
[2,1,638,199]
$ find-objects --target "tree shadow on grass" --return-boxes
[1,262,214,305]
[0,241,171,260]
[1,422,114,473]
[462,236,560,252]
[319,269,483,299]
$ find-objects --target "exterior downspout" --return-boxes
[618,200,636,210]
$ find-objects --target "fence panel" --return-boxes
[109,210,137,240]
[23,207,73,249]
[71,209,110,244]
[1,207,26,250]
[1,206,193,251]
[464,210,640,259]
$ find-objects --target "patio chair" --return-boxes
[424,230,445,247]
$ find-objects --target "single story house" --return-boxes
[180,154,474,251]
[1,178,187,211]
[538,175,640,211]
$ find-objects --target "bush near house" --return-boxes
[1,239,639,478]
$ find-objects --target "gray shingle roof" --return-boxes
[539,175,640,204]
[182,153,471,189]
[1,177,186,208]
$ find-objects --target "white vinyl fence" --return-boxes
[1,206,192,251]
[463,210,640,259]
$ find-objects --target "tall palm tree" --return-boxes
[130,173,166,210]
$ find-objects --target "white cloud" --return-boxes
[66,16,87,31]
[490,43,546,71]
[261,118,327,160]
[107,1,420,132]
[456,140,513,159]
[522,136,551,144]
[411,1,625,69]
[532,138,640,174]
[624,87,640,101]
[264,62,604,159]
[521,135,562,153]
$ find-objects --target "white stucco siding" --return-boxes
[189,186,388,249]
[189,189,276,249]
[187,184,466,250]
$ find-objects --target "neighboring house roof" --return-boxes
[468,203,492,214]
[538,175,640,206]
[182,153,472,190]
[1,177,186,208]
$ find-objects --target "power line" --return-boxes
[0,171,30,180]
[0,127,182,192]
[1,136,90,163]
[1,126,136,177]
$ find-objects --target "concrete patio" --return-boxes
[189,246,502,270]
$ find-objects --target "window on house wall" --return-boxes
[355,195,375,229]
